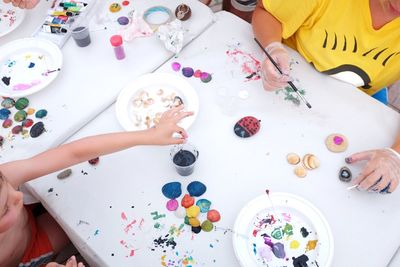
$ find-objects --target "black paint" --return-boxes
[300,227,309,238]
[173,150,196,176]
[292,254,309,267]
[1,76,10,86]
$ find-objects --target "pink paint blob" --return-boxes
[333,136,344,145]
[13,80,41,91]
[121,212,127,221]
[171,62,181,72]
[166,199,179,211]
[258,247,273,262]
[226,49,261,81]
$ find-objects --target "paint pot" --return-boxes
[170,143,199,176]
[110,35,126,60]
[71,24,91,47]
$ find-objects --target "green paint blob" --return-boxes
[283,223,293,236]
[271,227,283,240]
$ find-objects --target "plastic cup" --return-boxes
[216,86,239,116]
[71,23,91,47]
[170,143,199,176]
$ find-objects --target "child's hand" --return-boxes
[46,256,85,267]
[3,0,40,9]
[148,105,193,145]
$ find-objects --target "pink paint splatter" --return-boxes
[226,49,261,81]
[282,213,291,222]
[121,212,127,221]
[333,136,344,145]
[124,220,137,234]
[13,80,41,91]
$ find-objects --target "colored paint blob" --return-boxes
[292,254,309,267]
[28,62,35,68]
[207,209,221,222]
[186,205,200,218]
[88,157,99,165]
[290,240,300,249]
[305,240,318,252]
[182,67,194,77]
[333,136,344,145]
[0,108,11,120]
[282,223,293,236]
[0,136,3,146]
[191,226,201,234]
[300,227,310,238]
[171,62,181,71]
[272,242,285,259]
[201,220,213,232]
[258,246,273,262]
[1,76,10,86]
[166,199,179,211]
[181,194,194,208]
[271,227,283,240]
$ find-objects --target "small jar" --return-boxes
[110,35,126,60]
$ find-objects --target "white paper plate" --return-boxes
[116,73,199,131]
[0,38,63,97]
[0,2,26,37]
[233,192,333,267]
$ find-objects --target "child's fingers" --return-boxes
[174,111,194,121]
[66,256,78,267]
[77,263,85,267]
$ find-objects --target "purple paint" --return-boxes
[333,136,343,145]
[272,242,285,259]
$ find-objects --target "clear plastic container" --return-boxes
[110,35,126,60]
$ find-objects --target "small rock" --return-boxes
[14,110,27,122]
[182,67,194,78]
[30,122,45,138]
[193,69,202,78]
[161,182,182,199]
[12,125,22,134]
[189,217,200,227]
[171,62,181,71]
[0,108,11,120]
[192,226,201,234]
[234,116,261,138]
[27,108,35,115]
[0,136,3,146]
[286,153,300,165]
[186,205,200,218]
[187,181,206,197]
[196,199,211,213]
[35,109,48,119]
[207,209,221,222]
[174,206,186,218]
[1,98,15,109]
[166,199,179,211]
[200,72,212,83]
[2,119,12,128]
[181,194,194,208]
[57,169,72,179]
[339,166,352,182]
[88,157,99,165]
[22,119,33,128]
[294,166,307,178]
[117,16,129,25]
[201,220,214,232]
[15,97,29,110]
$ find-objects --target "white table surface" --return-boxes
[0,0,214,162]
[27,11,400,267]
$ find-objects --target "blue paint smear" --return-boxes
[28,62,35,68]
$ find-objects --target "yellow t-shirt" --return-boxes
[262,0,400,95]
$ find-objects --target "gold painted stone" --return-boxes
[302,154,320,170]
[294,166,307,178]
[325,133,348,153]
[287,153,300,165]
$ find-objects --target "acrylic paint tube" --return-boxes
[42,24,68,34]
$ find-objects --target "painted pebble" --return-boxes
[182,67,194,78]
[12,125,22,134]
[294,166,307,178]
[57,169,72,179]
[302,154,320,170]
[193,69,202,78]
[122,0,129,6]
[1,98,15,109]
[30,122,45,138]
[22,119,33,128]
[35,109,48,119]
[192,226,201,234]
[27,108,35,115]
[234,116,261,138]
[189,217,200,227]
[175,4,191,21]
[181,194,194,208]
[201,220,213,232]
[286,153,300,165]
[15,97,29,110]
[0,108,11,120]
[184,216,190,225]
[339,166,352,182]
[2,119,12,128]
[162,182,182,199]
[109,3,121,12]
[325,133,348,153]
[166,199,179,211]
[186,205,200,218]
[88,157,99,165]
[117,16,129,25]
[200,72,212,83]
[187,181,207,197]
[207,209,221,222]
[14,110,27,122]
[196,199,211,213]
[174,206,186,218]
[0,136,3,147]
[171,62,181,71]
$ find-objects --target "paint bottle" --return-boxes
[110,35,126,60]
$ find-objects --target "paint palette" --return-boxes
[0,2,26,37]
[116,73,199,131]
[233,192,333,267]
[0,38,63,97]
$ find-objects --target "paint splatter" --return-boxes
[160,251,196,267]
[13,80,41,91]
[290,240,300,249]
[305,240,318,252]
[1,76,10,86]
[275,85,306,106]
[226,47,261,81]
[94,229,100,236]
[28,62,35,68]
[300,227,310,238]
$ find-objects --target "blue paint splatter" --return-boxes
[253,243,257,255]
[94,229,100,235]
[28,62,35,68]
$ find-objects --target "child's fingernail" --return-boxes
[345,157,352,164]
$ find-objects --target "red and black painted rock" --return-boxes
[233,116,261,138]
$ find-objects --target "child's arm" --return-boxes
[1,106,193,188]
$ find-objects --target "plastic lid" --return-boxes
[110,35,123,46]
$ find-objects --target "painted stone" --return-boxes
[234,116,261,138]
[200,72,212,83]
[302,154,320,170]
[286,153,300,165]
[186,205,200,218]
[57,169,72,179]
[2,119,12,128]
[35,109,48,119]
[0,108,11,120]
[14,110,27,122]
[175,4,191,21]
[0,136,3,147]
[207,209,221,222]
[325,133,348,153]
[27,108,35,115]
[12,125,22,134]
[171,62,181,71]
[181,194,194,208]
[174,206,186,218]
[122,0,129,6]
[15,97,29,110]
[22,119,33,128]
[117,16,129,25]
[339,166,352,182]
[182,67,194,78]
[184,216,190,225]
[191,226,201,234]
[161,182,182,199]
[193,69,202,78]
[88,157,99,165]
[187,181,206,197]
[166,199,179,211]
[1,98,15,109]
[201,220,213,232]
[30,122,45,138]
[109,3,121,12]
[294,166,307,178]
[188,217,200,227]
[196,199,211,213]
[21,129,29,138]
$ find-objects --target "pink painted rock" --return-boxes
[193,69,202,78]
[207,209,221,222]
[166,199,179,211]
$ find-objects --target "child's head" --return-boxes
[0,172,23,233]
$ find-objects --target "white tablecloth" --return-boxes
[26,11,400,267]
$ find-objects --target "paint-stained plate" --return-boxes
[0,2,26,37]
[116,73,199,131]
[0,38,63,97]
[233,192,333,267]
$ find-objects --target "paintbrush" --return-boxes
[265,189,283,224]
[347,184,358,190]
[42,68,61,76]
[254,38,312,109]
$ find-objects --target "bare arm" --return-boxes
[252,0,283,47]
[0,106,193,188]
[392,133,400,152]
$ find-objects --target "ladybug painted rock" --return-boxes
[234,116,261,138]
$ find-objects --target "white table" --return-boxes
[27,11,400,267]
[0,0,214,162]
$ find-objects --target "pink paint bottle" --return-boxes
[110,35,126,60]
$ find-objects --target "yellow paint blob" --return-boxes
[306,239,318,252]
[290,240,300,249]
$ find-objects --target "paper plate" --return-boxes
[233,192,333,267]
[116,73,199,131]
[0,2,26,37]
[0,38,63,97]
